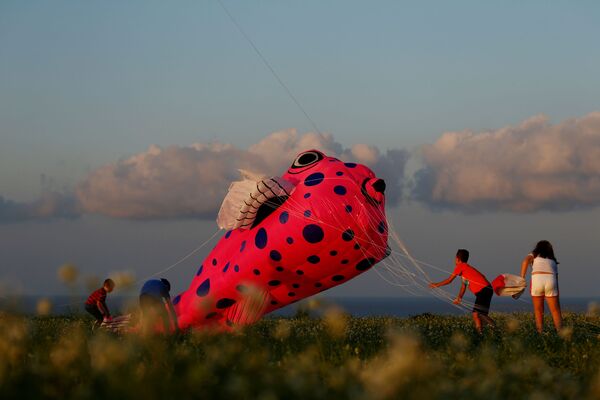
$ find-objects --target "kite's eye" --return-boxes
[291,151,323,169]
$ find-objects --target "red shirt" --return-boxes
[452,262,490,294]
[85,287,107,306]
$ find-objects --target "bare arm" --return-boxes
[429,273,458,288]
[520,254,533,278]
[96,300,110,318]
[454,281,467,304]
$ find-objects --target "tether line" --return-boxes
[216,0,322,134]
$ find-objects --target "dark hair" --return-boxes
[532,240,558,263]
[456,249,469,263]
[103,278,115,288]
[160,278,171,292]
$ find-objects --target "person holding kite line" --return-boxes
[139,278,179,334]
[429,249,495,334]
[520,240,562,333]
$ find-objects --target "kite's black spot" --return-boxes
[303,224,324,243]
[356,258,376,271]
[255,228,268,249]
[270,250,282,261]
[342,229,354,241]
[307,255,320,264]
[216,298,236,309]
[334,185,347,195]
[304,172,324,186]
[279,212,289,224]
[196,279,210,297]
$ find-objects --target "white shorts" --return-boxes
[530,274,559,297]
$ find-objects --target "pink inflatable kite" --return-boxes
[173,150,389,330]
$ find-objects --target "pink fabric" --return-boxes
[174,150,389,330]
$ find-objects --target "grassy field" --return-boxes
[1,311,599,399]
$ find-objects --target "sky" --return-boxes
[1,1,600,300]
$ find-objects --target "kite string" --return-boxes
[361,204,600,332]
[211,1,471,308]
[52,229,222,309]
[215,0,322,135]
[213,2,600,331]
[135,229,221,284]
[211,0,483,316]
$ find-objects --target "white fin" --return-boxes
[238,169,264,181]
[217,173,295,230]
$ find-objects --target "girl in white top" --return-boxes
[520,240,562,333]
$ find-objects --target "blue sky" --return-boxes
[1,1,599,298]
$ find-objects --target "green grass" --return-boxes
[1,311,599,399]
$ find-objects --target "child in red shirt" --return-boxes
[429,249,495,333]
[85,279,115,327]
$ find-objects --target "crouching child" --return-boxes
[139,278,179,334]
[85,279,115,328]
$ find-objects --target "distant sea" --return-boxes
[3,295,599,317]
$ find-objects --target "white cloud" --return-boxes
[75,142,264,219]
[347,144,380,165]
[73,130,408,219]
[247,129,343,172]
[6,111,600,223]
[413,112,600,212]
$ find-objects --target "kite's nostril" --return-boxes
[372,179,386,194]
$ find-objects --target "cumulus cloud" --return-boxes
[365,148,410,205]
[73,129,408,219]
[6,111,600,222]
[413,112,600,212]
[247,129,343,172]
[75,142,263,219]
[0,129,406,222]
